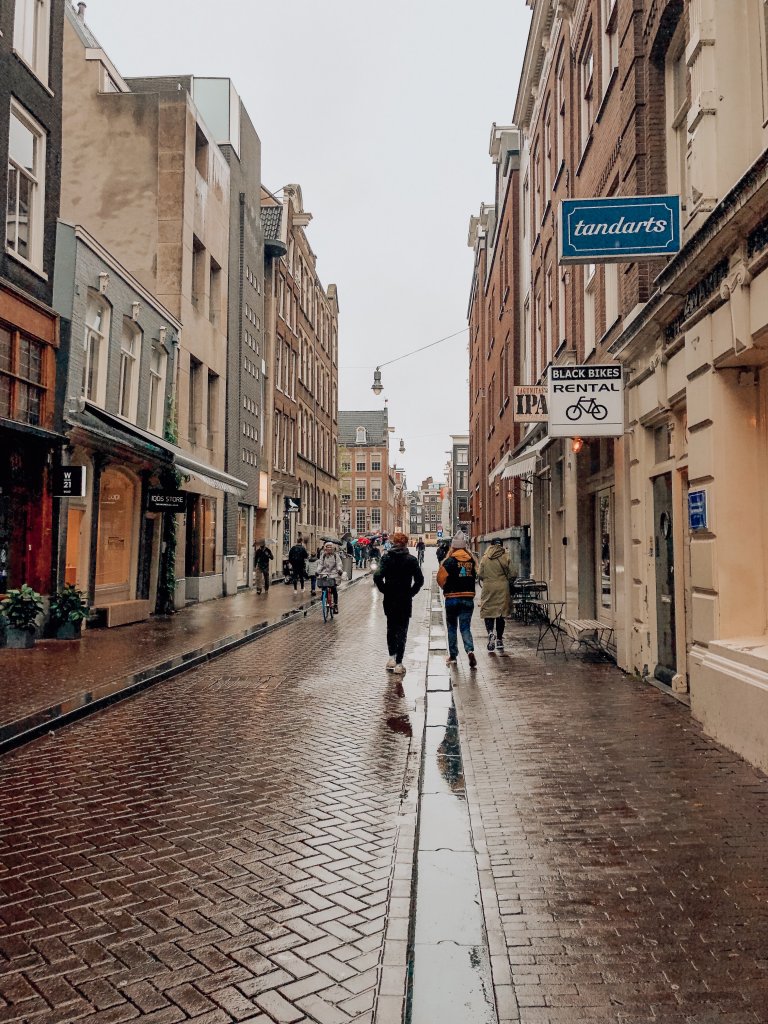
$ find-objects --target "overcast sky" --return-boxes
[85,0,531,487]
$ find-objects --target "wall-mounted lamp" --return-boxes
[571,437,584,454]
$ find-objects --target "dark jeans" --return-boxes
[292,567,307,590]
[484,616,506,638]
[386,610,410,664]
[445,597,475,658]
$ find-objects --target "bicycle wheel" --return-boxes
[592,403,608,420]
[321,588,328,622]
[565,403,583,421]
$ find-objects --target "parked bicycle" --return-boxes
[565,396,608,421]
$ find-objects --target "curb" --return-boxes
[0,571,373,756]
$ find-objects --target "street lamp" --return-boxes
[370,327,468,395]
[399,438,405,454]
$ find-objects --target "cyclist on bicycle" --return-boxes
[416,537,426,566]
[316,542,344,613]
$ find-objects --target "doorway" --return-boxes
[653,472,677,681]
[595,488,614,626]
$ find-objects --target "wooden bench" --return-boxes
[561,618,615,658]
[91,599,151,628]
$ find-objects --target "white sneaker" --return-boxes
[393,663,406,676]
[386,657,396,671]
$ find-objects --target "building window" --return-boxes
[191,236,205,310]
[556,56,565,169]
[189,356,201,445]
[6,102,46,271]
[118,320,141,421]
[0,324,48,426]
[371,456,381,471]
[356,508,367,533]
[558,268,567,347]
[356,456,366,472]
[371,486,381,501]
[355,425,367,444]
[13,0,50,83]
[82,294,110,405]
[186,496,217,576]
[584,264,597,356]
[356,483,366,501]
[665,21,688,204]
[341,459,351,473]
[604,262,619,333]
[456,448,468,465]
[580,43,594,150]
[370,508,381,528]
[95,467,135,595]
[195,124,208,181]
[602,0,618,89]
[209,257,221,325]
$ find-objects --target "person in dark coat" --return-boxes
[374,532,424,676]
[254,540,273,593]
[435,538,450,564]
[287,540,308,591]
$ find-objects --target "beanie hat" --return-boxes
[452,531,468,549]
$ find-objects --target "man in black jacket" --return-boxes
[374,532,424,676]
[287,540,308,591]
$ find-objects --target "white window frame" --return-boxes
[665,22,689,204]
[584,264,597,357]
[580,43,594,151]
[13,0,51,85]
[82,292,110,406]
[601,0,618,92]
[118,319,141,422]
[147,344,167,436]
[604,261,619,334]
[6,100,46,273]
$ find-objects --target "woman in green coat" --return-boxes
[478,539,513,652]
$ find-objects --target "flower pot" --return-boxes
[6,626,35,649]
[54,620,82,640]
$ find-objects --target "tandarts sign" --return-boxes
[559,195,681,264]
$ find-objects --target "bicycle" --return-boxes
[565,395,608,421]
[417,549,425,566]
[319,577,338,622]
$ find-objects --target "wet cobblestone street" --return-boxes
[0,579,426,1024]
[452,629,768,1024]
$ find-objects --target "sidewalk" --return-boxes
[0,568,371,750]
[443,618,768,1024]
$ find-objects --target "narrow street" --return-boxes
[0,578,428,1024]
[2,557,768,1024]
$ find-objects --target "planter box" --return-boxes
[6,627,35,649]
[54,620,83,640]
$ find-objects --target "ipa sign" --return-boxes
[559,195,681,264]
[548,365,624,437]
[513,386,548,422]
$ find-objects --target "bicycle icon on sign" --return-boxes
[565,396,608,421]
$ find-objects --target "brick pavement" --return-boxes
[0,570,369,734]
[450,623,768,1024]
[0,575,428,1024]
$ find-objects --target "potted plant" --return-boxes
[0,584,44,648]
[49,584,89,640]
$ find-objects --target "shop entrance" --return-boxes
[653,472,677,681]
[595,488,614,626]
[96,467,136,603]
[237,506,249,587]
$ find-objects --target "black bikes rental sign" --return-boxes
[548,365,624,437]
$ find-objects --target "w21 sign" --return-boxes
[559,195,681,264]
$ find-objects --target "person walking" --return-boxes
[374,532,424,676]
[288,539,308,591]
[435,538,450,564]
[478,538,512,653]
[307,547,320,594]
[254,540,273,594]
[437,531,478,669]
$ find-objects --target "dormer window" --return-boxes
[356,426,367,444]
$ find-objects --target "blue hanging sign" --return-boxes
[559,195,681,264]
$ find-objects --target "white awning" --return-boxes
[488,452,513,484]
[501,436,549,479]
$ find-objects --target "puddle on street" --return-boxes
[386,714,413,736]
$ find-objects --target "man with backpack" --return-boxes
[436,531,478,669]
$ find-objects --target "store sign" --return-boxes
[688,489,708,531]
[284,496,301,513]
[559,195,681,264]
[53,466,86,498]
[514,386,548,422]
[548,365,624,437]
[147,489,187,512]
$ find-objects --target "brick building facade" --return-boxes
[338,410,393,536]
